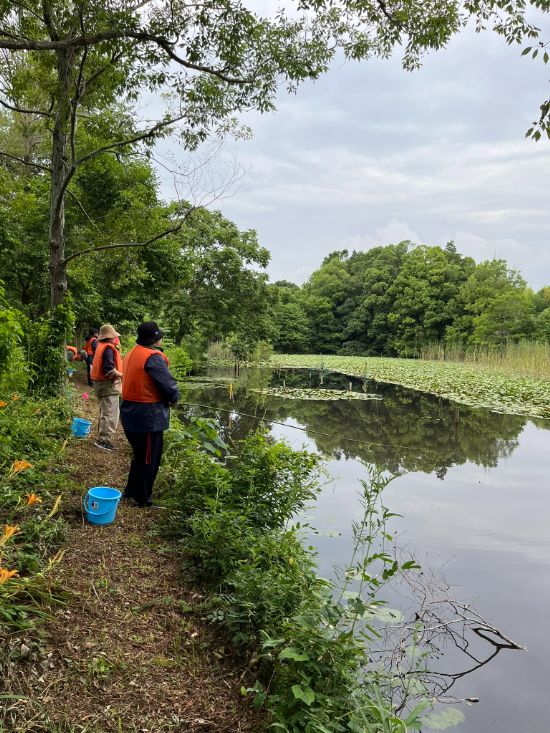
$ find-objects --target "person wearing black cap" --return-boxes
[120,322,179,507]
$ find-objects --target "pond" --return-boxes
[181,366,550,732]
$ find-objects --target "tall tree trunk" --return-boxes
[49,48,72,308]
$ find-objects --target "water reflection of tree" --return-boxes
[181,368,528,477]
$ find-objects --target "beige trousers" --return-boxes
[96,391,120,443]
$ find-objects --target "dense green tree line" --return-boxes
[0,106,274,364]
[270,242,550,357]
[1,1,549,392]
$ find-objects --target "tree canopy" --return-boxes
[270,242,548,356]
[0,0,548,313]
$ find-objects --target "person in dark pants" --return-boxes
[82,328,99,386]
[120,322,179,508]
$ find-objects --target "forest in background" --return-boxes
[3,107,550,378]
[270,242,550,357]
[1,0,550,395]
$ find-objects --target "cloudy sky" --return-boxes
[155,10,550,289]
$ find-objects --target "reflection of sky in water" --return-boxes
[270,418,550,732]
[185,373,550,732]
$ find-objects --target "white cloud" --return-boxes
[336,220,422,251]
[151,11,550,289]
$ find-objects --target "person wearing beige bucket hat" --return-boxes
[91,324,123,451]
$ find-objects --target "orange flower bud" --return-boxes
[1,525,20,543]
[0,568,19,585]
[11,460,32,474]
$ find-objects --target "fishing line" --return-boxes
[180,400,424,454]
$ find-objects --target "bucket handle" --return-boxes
[83,495,120,517]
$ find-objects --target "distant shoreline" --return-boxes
[262,354,550,420]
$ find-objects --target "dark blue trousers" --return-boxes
[123,430,164,506]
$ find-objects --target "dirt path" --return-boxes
[10,377,261,733]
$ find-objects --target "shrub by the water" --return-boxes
[159,420,424,732]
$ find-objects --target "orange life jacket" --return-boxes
[83,336,98,356]
[66,345,81,361]
[90,342,123,381]
[122,345,169,403]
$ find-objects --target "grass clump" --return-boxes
[421,339,550,380]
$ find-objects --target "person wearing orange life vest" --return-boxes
[120,322,179,508]
[65,345,81,362]
[83,327,99,386]
[91,324,123,452]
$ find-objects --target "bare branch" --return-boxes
[0,150,51,173]
[70,11,89,166]
[63,208,196,266]
[66,188,100,232]
[375,0,396,23]
[74,113,187,167]
[10,0,45,24]
[0,96,53,117]
[152,36,250,84]
[0,30,249,84]
[80,50,126,99]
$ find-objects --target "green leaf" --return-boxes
[420,708,466,730]
[262,637,285,649]
[403,701,430,725]
[291,684,316,705]
[363,606,404,623]
[279,647,310,662]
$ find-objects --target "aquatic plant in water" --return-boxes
[250,386,383,401]
[269,354,550,419]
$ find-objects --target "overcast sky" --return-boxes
[155,12,550,290]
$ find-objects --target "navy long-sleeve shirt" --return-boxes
[102,344,116,375]
[120,351,180,433]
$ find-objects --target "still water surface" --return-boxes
[182,367,550,732]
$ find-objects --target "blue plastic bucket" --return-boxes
[71,417,91,438]
[83,486,122,525]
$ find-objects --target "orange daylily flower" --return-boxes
[0,401,7,408]
[0,568,19,585]
[25,493,42,506]
[1,524,20,543]
[11,460,32,474]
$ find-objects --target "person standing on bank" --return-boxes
[83,327,99,386]
[121,322,179,508]
[91,324,123,452]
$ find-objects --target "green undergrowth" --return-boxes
[157,419,436,732]
[0,394,72,660]
[267,354,550,419]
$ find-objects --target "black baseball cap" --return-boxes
[136,321,165,346]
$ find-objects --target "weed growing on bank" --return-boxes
[158,420,431,732]
[0,395,70,642]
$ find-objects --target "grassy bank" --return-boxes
[268,354,550,419]
[156,421,448,733]
[0,393,73,730]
